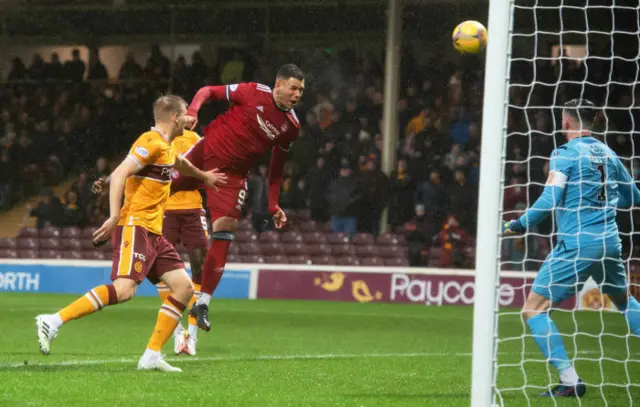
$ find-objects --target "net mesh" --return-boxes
[494,1,640,405]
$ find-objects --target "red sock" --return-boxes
[201,235,231,296]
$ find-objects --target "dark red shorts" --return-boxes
[111,225,185,285]
[163,208,209,250]
[170,138,248,221]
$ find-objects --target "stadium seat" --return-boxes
[326,232,349,245]
[298,209,312,221]
[354,245,376,257]
[100,240,113,253]
[376,233,405,246]
[18,250,38,259]
[60,237,84,250]
[302,231,327,245]
[260,231,280,243]
[240,254,263,263]
[281,232,303,244]
[264,255,288,264]
[321,222,334,232]
[283,243,307,256]
[81,239,96,251]
[361,257,385,266]
[237,219,252,231]
[0,249,18,259]
[18,227,38,238]
[40,226,61,238]
[17,237,38,250]
[81,227,98,239]
[310,255,336,265]
[336,256,359,266]
[238,242,261,255]
[61,227,81,239]
[429,247,444,261]
[40,249,63,259]
[0,237,17,249]
[330,244,354,257]
[235,230,257,243]
[288,255,311,265]
[384,258,409,267]
[62,251,83,260]
[260,242,284,255]
[228,244,240,255]
[299,220,317,233]
[307,244,332,257]
[379,245,405,259]
[352,233,375,246]
[227,254,240,263]
[82,251,107,260]
[40,238,60,251]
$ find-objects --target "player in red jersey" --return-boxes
[171,64,304,330]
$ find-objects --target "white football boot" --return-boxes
[35,314,59,356]
[137,353,182,372]
[183,333,197,356]
[173,325,187,355]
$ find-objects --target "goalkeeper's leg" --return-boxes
[601,255,640,336]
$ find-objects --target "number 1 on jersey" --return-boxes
[596,164,606,201]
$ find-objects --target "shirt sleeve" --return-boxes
[617,157,640,209]
[227,82,271,105]
[128,135,161,168]
[517,147,572,229]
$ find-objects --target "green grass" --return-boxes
[0,293,638,406]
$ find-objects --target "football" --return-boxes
[452,20,488,54]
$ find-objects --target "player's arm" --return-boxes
[174,155,227,190]
[268,143,290,228]
[616,157,640,208]
[187,83,252,127]
[504,148,572,234]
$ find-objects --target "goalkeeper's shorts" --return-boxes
[532,241,627,303]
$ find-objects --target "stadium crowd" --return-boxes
[2,45,639,268]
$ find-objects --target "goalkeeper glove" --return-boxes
[502,219,525,235]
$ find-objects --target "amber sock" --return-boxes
[146,296,187,352]
[57,284,118,325]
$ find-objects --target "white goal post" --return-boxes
[471,0,515,406]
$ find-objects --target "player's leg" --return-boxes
[597,245,640,336]
[157,210,182,303]
[35,225,145,355]
[178,209,209,354]
[191,178,246,331]
[138,236,193,372]
[191,216,236,331]
[523,245,592,397]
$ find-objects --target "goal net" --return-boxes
[473,1,640,406]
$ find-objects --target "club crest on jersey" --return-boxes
[281,122,289,132]
[257,114,280,140]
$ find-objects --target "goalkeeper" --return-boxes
[504,99,640,398]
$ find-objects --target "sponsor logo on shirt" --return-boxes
[257,114,280,140]
[135,146,149,157]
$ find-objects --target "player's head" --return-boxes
[562,98,597,137]
[153,95,187,139]
[274,64,305,111]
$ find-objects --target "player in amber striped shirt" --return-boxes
[158,129,208,355]
[35,95,226,372]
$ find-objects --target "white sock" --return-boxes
[188,324,198,340]
[51,313,64,330]
[197,293,212,306]
[173,324,184,337]
[142,348,161,361]
[559,367,579,385]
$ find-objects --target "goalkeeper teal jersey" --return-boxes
[518,136,640,249]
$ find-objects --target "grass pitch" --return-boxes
[0,293,638,406]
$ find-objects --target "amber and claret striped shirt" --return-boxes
[118,128,175,235]
[165,130,203,211]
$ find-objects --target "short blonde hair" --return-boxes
[153,95,187,121]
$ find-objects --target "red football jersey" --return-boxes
[202,82,300,174]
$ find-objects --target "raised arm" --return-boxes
[505,147,573,233]
[616,157,640,209]
[186,85,228,117]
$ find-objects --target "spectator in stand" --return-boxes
[305,155,330,223]
[87,49,108,80]
[247,164,271,233]
[118,52,143,81]
[388,158,416,230]
[279,166,306,211]
[0,149,13,209]
[358,158,389,235]
[432,214,473,268]
[61,189,84,227]
[326,162,361,236]
[8,57,28,82]
[145,44,170,80]
[64,48,85,82]
[415,168,449,232]
[29,189,63,229]
[220,51,245,84]
[449,168,476,232]
[28,53,47,82]
[405,204,431,267]
[47,53,64,82]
